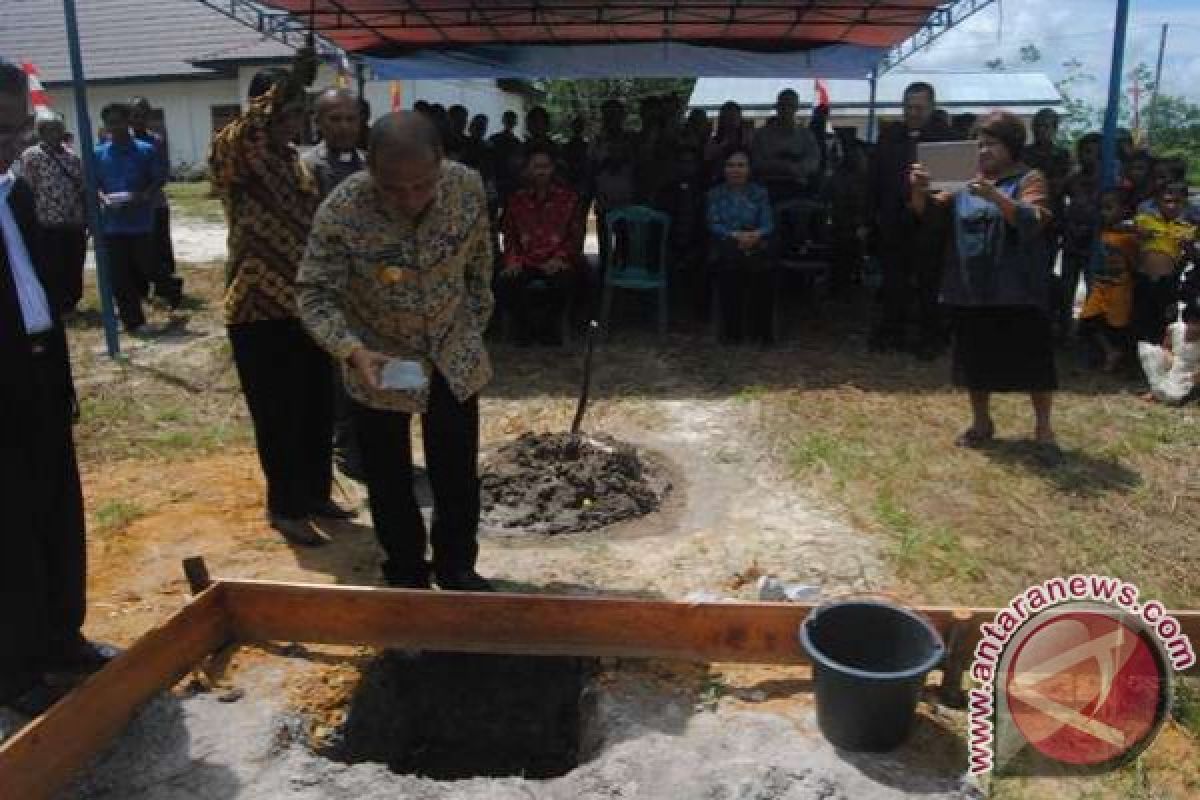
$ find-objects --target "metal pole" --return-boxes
[866,66,879,143]
[63,0,120,357]
[1148,22,1169,147]
[1099,0,1131,192]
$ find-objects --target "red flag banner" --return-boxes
[814,78,830,111]
[21,62,52,112]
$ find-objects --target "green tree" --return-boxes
[540,78,696,137]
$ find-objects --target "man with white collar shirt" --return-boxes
[0,60,112,717]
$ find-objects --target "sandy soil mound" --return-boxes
[481,432,672,535]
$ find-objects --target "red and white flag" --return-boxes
[21,61,52,113]
[814,79,831,112]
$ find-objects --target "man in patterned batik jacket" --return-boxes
[298,113,495,592]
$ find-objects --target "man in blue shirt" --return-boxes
[95,102,167,332]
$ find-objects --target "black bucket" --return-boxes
[798,600,945,752]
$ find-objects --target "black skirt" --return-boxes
[951,306,1058,392]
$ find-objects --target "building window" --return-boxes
[211,104,241,134]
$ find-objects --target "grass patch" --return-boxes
[91,499,147,534]
[69,265,251,464]
[1174,677,1200,737]
[164,181,223,224]
[757,350,1199,609]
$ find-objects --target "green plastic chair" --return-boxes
[600,206,671,338]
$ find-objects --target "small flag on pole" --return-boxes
[814,79,831,112]
[390,80,403,112]
[21,61,52,113]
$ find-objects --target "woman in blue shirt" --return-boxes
[707,149,774,345]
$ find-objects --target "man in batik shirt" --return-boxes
[209,49,352,549]
[298,113,495,592]
[20,112,86,312]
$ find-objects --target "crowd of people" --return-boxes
[16,96,183,334]
[4,45,1200,715]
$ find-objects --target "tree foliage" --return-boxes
[985,44,1200,178]
[539,78,697,137]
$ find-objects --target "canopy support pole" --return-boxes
[866,65,879,143]
[1099,0,1131,192]
[63,0,120,357]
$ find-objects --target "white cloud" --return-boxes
[904,0,1200,105]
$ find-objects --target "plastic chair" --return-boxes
[600,206,671,338]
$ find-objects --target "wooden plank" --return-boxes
[225,581,1200,674]
[0,585,232,800]
[222,580,990,664]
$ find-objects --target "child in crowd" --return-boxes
[1123,151,1155,209]
[1058,133,1103,336]
[1139,258,1200,405]
[1133,183,1197,345]
[1139,156,1200,223]
[1079,190,1138,372]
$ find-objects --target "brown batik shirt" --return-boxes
[209,85,320,325]
[297,163,495,413]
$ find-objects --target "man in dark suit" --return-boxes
[867,81,957,359]
[0,60,110,716]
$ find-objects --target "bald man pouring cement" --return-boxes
[297,113,495,591]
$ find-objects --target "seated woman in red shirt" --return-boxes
[499,146,584,346]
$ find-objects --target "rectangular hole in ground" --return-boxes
[321,651,594,780]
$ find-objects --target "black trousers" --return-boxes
[228,319,334,519]
[497,268,572,343]
[104,233,163,330]
[42,226,87,313]
[1133,273,1179,344]
[352,372,480,582]
[151,206,183,306]
[1057,251,1090,333]
[874,226,945,349]
[0,336,86,695]
[713,241,775,345]
[332,368,361,468]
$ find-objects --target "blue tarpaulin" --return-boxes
[365,41,884,81]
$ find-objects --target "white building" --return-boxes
[0,0,534,171]
[690,71,1064,138]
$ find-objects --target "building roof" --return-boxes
[691,71,1064,114]
[0,0,290,85]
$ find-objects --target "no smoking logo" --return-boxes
[999,605,1171,772]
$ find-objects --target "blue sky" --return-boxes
[905,0,1200,104]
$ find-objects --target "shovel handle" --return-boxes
[570,320,600,436]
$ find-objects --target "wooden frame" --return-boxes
[2,559,1197,800]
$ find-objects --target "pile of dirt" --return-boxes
[481,432,672,535]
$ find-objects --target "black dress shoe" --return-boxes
[4,681,62,717]
[382,561,433,589]
[385,573,434,590]
[334,450,367,482]
[309,499,357,520]
[267,513,331,547]
[436,570,495,592]
[45,636,120,673]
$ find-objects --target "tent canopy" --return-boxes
[255,1,946,54]
[363,41,884,80]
